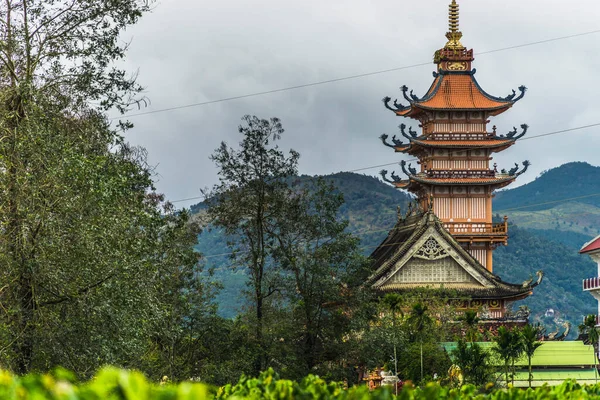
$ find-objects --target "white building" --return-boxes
[581,235,600,326]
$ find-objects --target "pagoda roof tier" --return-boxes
[381,138,515,155]
[366,210,542,301]
[383,71,526,119]
[380,160,530,190]
[380,124,529,155]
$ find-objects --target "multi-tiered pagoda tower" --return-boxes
[367,0,542,320]
[380,0,530,272]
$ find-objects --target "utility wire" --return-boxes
[171,121,600,204]
[112,29,600,120]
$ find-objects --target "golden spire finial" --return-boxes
[444,0,464,49]
[449,0,459,33]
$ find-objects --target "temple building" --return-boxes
[368,0,542,319]
[581,235,600,326]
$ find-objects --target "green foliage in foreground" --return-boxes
[5,367,600,400]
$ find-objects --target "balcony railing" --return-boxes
[443,221,508,236]
[444,222,508,236]
[428,133,493,141]
[427,170,496,179]
[583,277,600,291]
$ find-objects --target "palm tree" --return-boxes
[461,310,479,342]
[520,324,542,388]
[407,302,432,382]
[492,326,523,387]
[381,293,404,382]
[579,314,600,382]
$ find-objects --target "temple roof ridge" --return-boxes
[366,209,542,299]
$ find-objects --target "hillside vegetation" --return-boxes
[495,162,600,211]
[196,163,599,325]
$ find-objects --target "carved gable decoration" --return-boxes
[414,237,448,260]
[387,257,479,286]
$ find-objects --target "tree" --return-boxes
[381,294,404,381]
[520,324,542,388]
[406,302,433,383]
[0,0,150,114]
[491,326,523,386]
[461,310,480,343]
[271,178,370,377]
[205,115,299,374]
[451,339,492,387]
[579,314,599,382]
[0,0,211,376]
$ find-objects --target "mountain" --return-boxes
[495,162,600,211]
[494,162,600,238]
[194,163,599,328]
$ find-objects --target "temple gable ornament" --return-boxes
[414,237,448,260]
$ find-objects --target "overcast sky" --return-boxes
[115,0,600,208]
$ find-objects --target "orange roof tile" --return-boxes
[396,74,514,118]
[419,75,510,110]
[424,76,442,97]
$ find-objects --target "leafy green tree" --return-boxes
[0,102,207,375]
[0,0,214,376]
[137,209,220,382]
[205,115,299,374]
[519,324,542,388]
[400,341,451,384]
[270,178,370,378]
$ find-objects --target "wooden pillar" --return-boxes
[485,192,493,224]
[486,246,493,272]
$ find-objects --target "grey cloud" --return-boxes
[119,0,600,207]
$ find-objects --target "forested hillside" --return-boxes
[495,162,600,211]
[196,163,599,326]
[494,162,600,237]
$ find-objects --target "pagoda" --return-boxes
[368,0,542,319]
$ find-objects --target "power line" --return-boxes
[170,120,600,204]
[112,29,600,120]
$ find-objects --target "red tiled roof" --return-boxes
[580,235,600,254]
[420,75,509,109]
[396,74,513,118]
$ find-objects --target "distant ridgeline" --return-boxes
[194,163,598,328]
[495,162,600,211]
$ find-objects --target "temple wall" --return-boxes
[431,159,488,170]
[433,197,488,221]
[467,248,487,269]
[431,122,486,133]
